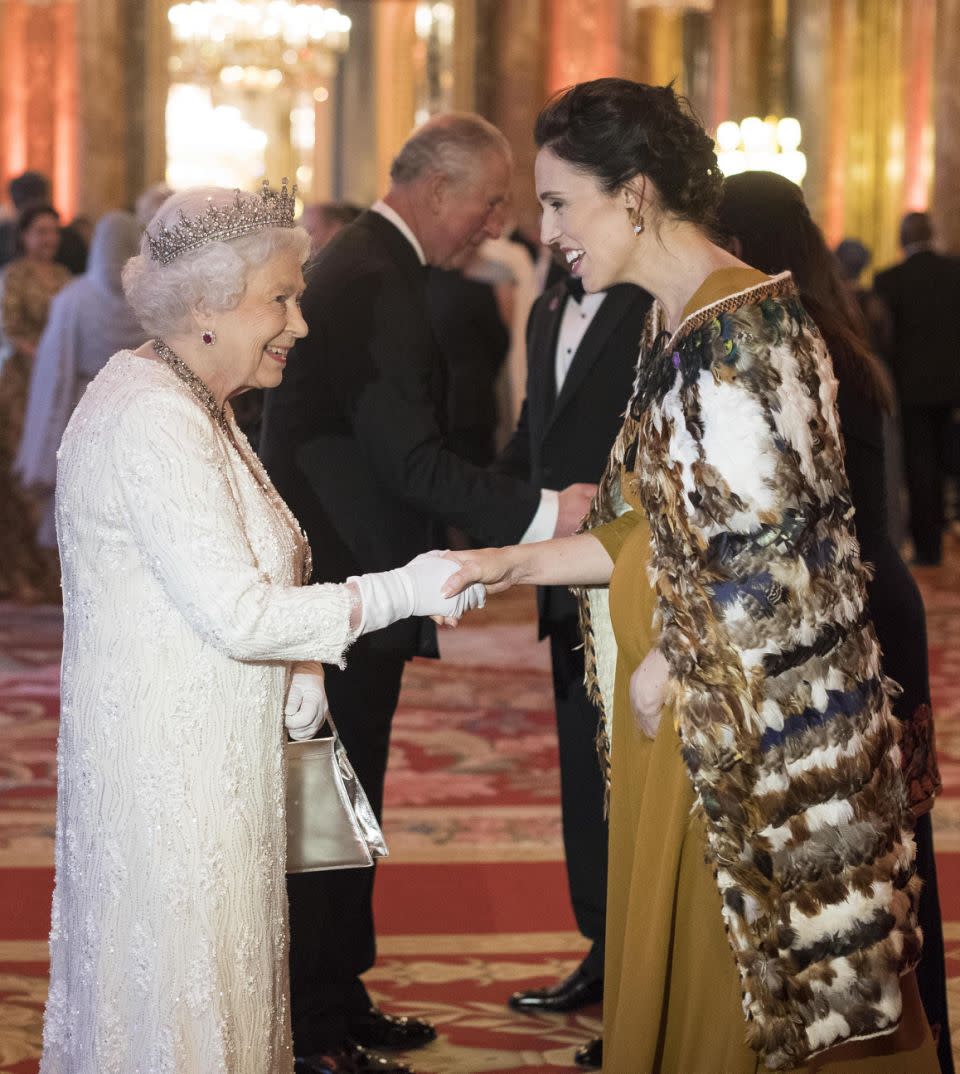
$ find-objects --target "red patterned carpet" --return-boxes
[2,555,960,1072]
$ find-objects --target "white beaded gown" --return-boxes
[41,350,358,1074]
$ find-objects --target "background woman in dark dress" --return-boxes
[718,170,952,1074]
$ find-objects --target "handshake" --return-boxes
[349,550,485,634]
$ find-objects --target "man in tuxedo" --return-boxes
[259,113,595,1074]
[874,212,960,565]
[496,269,652,1070]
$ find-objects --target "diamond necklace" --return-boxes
[153,337,227,431]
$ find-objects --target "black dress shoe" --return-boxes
[296,1043,417,1074]
[508,964,603,1013]
[574,1036,603,1069]
[347,1007,436,1050]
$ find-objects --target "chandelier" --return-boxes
[715,116,807,187]
[168,1,351,87]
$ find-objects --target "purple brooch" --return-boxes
[672,351,681,368]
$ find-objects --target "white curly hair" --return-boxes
[122,186,310,337]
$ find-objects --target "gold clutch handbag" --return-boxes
[285,713,389,872]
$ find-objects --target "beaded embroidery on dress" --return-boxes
[40,351,357,1074]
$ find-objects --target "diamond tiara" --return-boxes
[147,178,297,265]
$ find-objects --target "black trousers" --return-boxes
[287,636,406,1054]
[548,617,609,979]
[914,810,955,1074]
[901,404,954,563]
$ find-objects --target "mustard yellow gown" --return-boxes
[590,269,940,1074]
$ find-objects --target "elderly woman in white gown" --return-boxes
[40,184,481,1074]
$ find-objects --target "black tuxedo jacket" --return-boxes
[259,211,539,658]
[496,280,653,636]
[873,250,960,406]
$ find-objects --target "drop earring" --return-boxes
[201,329,216,346]
[628,206,645,235]
[633,217,645,235]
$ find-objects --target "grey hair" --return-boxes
[390,112,512,187]
[122,186,310,337]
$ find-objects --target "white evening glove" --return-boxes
[284,661,330,741]
[349,551,486,635]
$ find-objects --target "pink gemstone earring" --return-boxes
[201,329,216,346]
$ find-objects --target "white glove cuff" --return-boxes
[348,569,415,635]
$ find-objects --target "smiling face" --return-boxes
[535,147,640,293]
[207,247,308,394]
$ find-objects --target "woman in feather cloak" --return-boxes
[442,79,939,1073]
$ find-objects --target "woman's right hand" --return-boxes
[440,546,522,599]
[629,647,670,739]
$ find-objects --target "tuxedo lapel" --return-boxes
[546,286,641,437]
[527,285,566,437]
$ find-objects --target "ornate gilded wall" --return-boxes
[0,0,77,215]
[0,0,956,261]
[0,0,167,219]
[475,0,955,263]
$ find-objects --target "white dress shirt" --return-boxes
[370,200,426,265]
[521,290,608,543]
[555,291,607,394]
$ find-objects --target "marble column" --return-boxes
[0,0,77,217]
[786,0,831,226]
[545,0,623,94]
[933,0,960,251]
[122,0,170,204]
[726,0,774,120]
[76,0,128,215]
[452,0,477,113]
[373,0,417,194]
[625,5,685,90]
[822,0,854,248]
[336,0,378,204]
[52,1,78,216]
[488,0,546,236]
[902,0,935,213]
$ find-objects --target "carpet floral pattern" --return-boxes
[2,556,960,1071]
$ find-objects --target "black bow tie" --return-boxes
[564,274,585,303]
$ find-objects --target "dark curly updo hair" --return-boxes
[534,78,723,228]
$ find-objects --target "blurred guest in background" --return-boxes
[135,182,175,228]
[0,171,51,268]
[471,230,538,433]
[835,237,907,549]
[16,210,146,549]
[874,213,960,566]
[719,171,952,1074]
[0,171,87,274]
[835,237,892,357]
[68,214,94,249]
[300,201,363,258]
[0,203,71,601]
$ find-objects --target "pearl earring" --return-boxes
[201,329,216,346]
